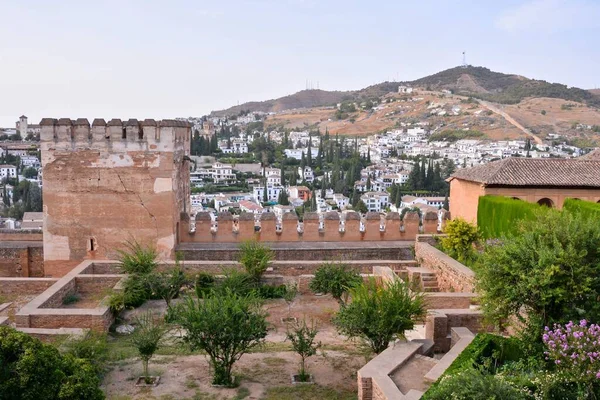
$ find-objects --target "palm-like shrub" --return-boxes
[238,241,273,283]
[117,240,158,274]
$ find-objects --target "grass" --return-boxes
[105,332,204,362]
[232,387,250,400]
[263,385,357,400]
[62,293,81,305]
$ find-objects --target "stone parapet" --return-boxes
[414,240,475,293]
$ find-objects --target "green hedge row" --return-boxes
[563,198,600,220]
[477,196,542,238]
[421,333,523,399]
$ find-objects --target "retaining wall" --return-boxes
[414,236,475,293]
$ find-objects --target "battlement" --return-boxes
[181,210,448,243]
[39,118,191,153]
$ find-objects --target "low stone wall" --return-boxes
[178,244,414,262]
[0,229,43,242]
[16,260,126,333]
[0,242,44,277]
[0,278,58,297]
[425,309,491,352]
[414,237,475,293]
[423,293,476,310]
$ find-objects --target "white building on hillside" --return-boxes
[360,192,389,212]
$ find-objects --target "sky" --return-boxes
[0,0,599,127]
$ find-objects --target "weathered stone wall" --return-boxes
[0,242,44,277]
[40,118,191,269]
[425,309,492,352]
[0,229,43,242]
[181,211,445,243]
[415,238,475,293]
[178,245,414,262]
[0,278,58,297]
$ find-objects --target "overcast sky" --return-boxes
[1,0,599,127]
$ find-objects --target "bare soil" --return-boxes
[103,295,372,399]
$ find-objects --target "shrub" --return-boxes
[543,320,600,386]
[122,276,151,308]
[130,312,167,384]
[477,195,542,238]
[309,263,362,306]
[253,284,287,299]
[195,272,215,298]
[286,319,321,382]
[148,267,187,309]
[0,326,104,399]
[563,198,600,221]
[238,241,273,283]
[423,368,533,400]
[440,217,480,264]
[62,293,81,305]
[117,240,158,274]
[476,210,600,335]
[177,290,268,386]
[107,291,126,315]
[63,331,109,375]
[333,278,425,353]
[216,269,254,296]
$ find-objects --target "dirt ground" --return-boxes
[103,295,372,399]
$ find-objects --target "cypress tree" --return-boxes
[366,175,372,191]
[300,152,306,169]
[306,136,312,166]
[280,165,286,186]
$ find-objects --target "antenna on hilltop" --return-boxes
[462,51,467,68]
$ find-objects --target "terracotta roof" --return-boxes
[580,149,600,161]
[449,157,600,188]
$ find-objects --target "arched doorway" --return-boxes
[537,198,554,208]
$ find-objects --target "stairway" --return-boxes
[420,271,439,292]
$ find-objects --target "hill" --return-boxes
[211,66,600,117]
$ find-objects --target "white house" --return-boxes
[398,85,413,94]
[239,200,264,214]
[253,185,284,202]
[0,165,17,179]
[284,148,319,160]
[298,166,314,183]
[360,191,389,212]
[332,193,350,210]
[400,195,445,209]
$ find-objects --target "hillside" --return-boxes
[211,66,600,117]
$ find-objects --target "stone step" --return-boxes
[422,280,438,288]
[421,275,437,281]
[423,287,440,292]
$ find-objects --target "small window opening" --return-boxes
[90,238,96,252]
[139,127,144,140]
[122,127,127,139]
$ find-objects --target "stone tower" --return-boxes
[39,118,190,274]
[18,115,28,137]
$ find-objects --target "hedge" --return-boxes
[421,333,523,399]
[477,196,542,238]
[563,198,600,220]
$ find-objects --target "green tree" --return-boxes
[440,218,480,265]
[177,291,268,386]
[286,319,321,382]
[277,190,290,205]
[130,312,167,384]
[333,278,425,353]
[0,326,104,400]
[356,199,368,213]
[22,167,38,178]
[476,210,600,335]
[366,175,371,191]
[309,263,362,306]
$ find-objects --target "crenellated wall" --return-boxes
[40,118,191,273]
[181,210,447,243]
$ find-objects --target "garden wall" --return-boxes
[414,236,475,293]
[0,242,44,277]
[425,309,491,352]
[0,278,58,297]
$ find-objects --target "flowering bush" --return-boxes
[543,320,600,382]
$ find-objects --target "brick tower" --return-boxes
[39,118,190,274]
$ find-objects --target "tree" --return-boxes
[283,281,298,318]
[177,291,268,386]
[356,200,368,214]
[147,265,187,312]
[277,190,289,205]
[238,241,273,283]
[286,319,321,382]
[366,175,371,191]
[22,167,37,178]
[440,218,480,265]
[333,278,425,353]
[262,180,268,202]
[0,326,104,399]
[476,210,600,336]
[309,263,362,306]
[280,165,286,186]
[130,312,167,384]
